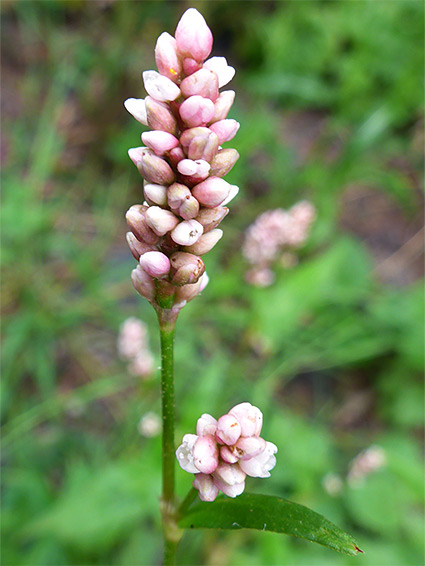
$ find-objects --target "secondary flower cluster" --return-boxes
[124,8,239,310]
[117,317,154,377]
[243,201,316,286]
[176,402,277,502]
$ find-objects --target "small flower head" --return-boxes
[176,403,277,502]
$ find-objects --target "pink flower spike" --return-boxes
[171,219,204,246]
[124,98,148,125]
[193,435,219,474]
[139,251,171,279]
[155,32,182,82]
[142,70,181,102]
[180,95,215,127]
[238,441,278,478]
[141,131,179,155]
[196,413,218,436]
[175,8,213,62]
[229,402,263,437]
[192,177,231,208]
[209,119,240,144]
[193,474,219,502]
[204,57,235,88]
[215,414,241,446]
[176,434,199,474]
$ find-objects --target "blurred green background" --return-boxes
[1,1,424,564]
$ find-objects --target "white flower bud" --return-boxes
[143,70,181,102]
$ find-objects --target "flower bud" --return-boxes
[169,252,205,285]
[193,435,219,474]
[229,402,263,437]
[167,182,191,211]
[220,446,239,464]
[180,68,219,101]
[221,184,239,206]
[141,131,179,155]
[126,204,160,245]
[203,57,235,88]
[145,206,179,236]
[183,228,223,255]
[175,8,213,62]
[179,95,215,127]
[124,98,148,125]
[177,159,210,183]
[213,477,245,498]
[209,119,240,144]
[196,413,218,436]
[174,272,209,304]
[192,177,231,208]
[133,148,175,185]
[238,441,277,478]
[143,183,168,206]
[145,96,178,135]
[235,436,266,460]
[215,414,241,446]
[142,70,181,102]
[213,462,246,486]
[183,57,203,76]
[171,219,204,246]
[193,473,219,502]
[126,232,155,260]
[168,146,186,168]
[139,251,171,279]
[210,148,239,177]
[155,32,182,82]
[176,434,199,474]
[211,90,235,123]
[180,127,219,162]
[179,195,200,220]
[131,265,155,301]
[195,206,229,232]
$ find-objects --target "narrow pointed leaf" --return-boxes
[178,493,363,556]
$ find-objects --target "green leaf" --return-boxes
[179,493,363,557]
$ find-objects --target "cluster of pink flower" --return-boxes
[124,8,239,310]
[243,201,316,286]
[117,317,154,377]
[176,402,277,502]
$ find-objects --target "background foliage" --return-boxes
[1,1,424,565]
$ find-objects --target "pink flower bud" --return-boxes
[142,70,181,102]
[238,441,277,478]
[143,183,168,206]
[213,462,246,486]
[154,32,182,82]
[179,127,219,162]
[176,434,199,474]
[235,436,266,461]
[145,96,178,135]
[193,473,219,502]
[196,413,218,436]
[178,196,200,220]
[183,57,202,76]
[139,251,171,279]
[126,232,155,260]
[203,57,235,88]
[195,206,229,232]
[215,414,241,446]
[169,252,205,286]
[131,148,175,185]
[175,8,213,62]
[211,90,235,123]
[145,206,179,236]
[209,119,240,144]
[124,98,147,125]
[213,477,245,498]
[180,68,219,101]
[193,435,219,474]
[177,159,210,183]
[229,402,263,437]
[174,272,209,304]
[179,95,215,127]
[141,131,179,155]
[167,182,191,211]
[210,148,239,177]
[126,204,160,245]
[183,228,223,255]
[171,219,204,246]
[192,177,231,208]
[168,146,186,168]
[131,265,155,301]
[221,184,239,206]
[220,445,239,464]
